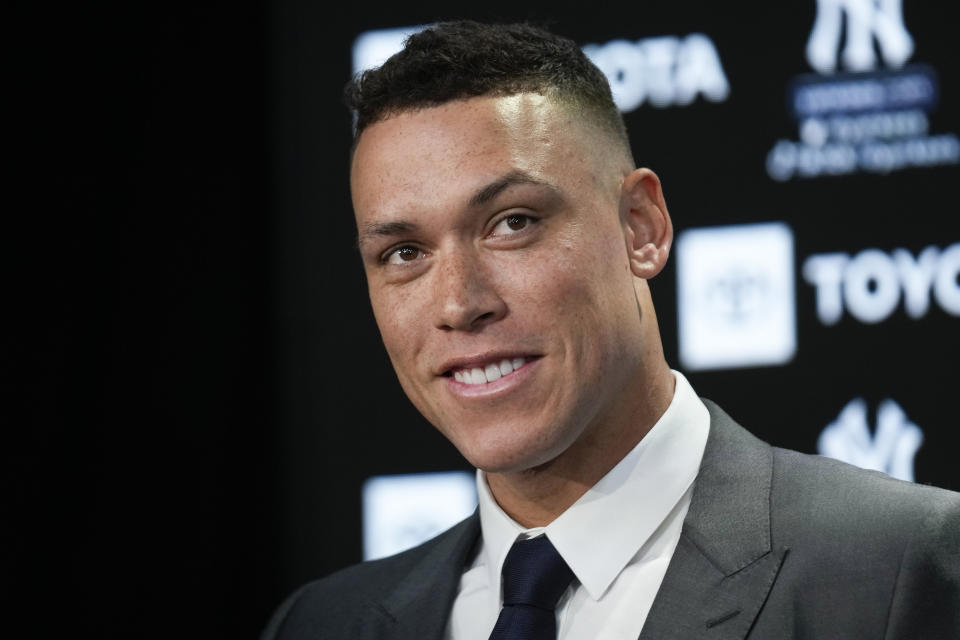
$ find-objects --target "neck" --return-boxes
[485,360,675,528]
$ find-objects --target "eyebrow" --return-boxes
[467,170,552,208]
[357,219,419,252]
[357,170,556,248]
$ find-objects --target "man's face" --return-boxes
[351,94,649,473]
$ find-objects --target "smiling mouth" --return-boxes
[447,357,530,386]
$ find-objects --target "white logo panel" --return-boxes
[818,398,923,481]
[362,471,477,561]
[677,223,796,370]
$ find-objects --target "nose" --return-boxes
[433,249,507,332]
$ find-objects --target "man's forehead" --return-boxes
[351,95,562,193]
[352,93,569,164]
[488,92,556,128]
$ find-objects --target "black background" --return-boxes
[9,1,958,636]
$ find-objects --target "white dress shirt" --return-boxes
[445,371,710,640]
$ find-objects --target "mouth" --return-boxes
[442,355,537,386]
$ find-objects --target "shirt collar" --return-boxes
[475,370,710,601]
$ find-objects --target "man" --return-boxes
[264,21,959,639]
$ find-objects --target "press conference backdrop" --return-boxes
[274,0,960,590]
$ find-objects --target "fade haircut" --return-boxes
[344,21,632,161]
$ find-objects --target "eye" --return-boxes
[383,245,423,265]
[491,213,534,236]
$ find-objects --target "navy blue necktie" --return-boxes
[488,535,575,640]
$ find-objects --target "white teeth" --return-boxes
[453,357,529,385]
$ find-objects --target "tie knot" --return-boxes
[501,535,575,610]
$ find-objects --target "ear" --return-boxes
[620,168,673,279]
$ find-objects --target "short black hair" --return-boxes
[344,21,631,158]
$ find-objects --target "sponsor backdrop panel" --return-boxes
[272,0,959,619]
[20,2,958,636]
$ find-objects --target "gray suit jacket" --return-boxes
[263,401,960,639]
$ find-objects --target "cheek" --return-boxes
[372,295,438,417]
[526,224,631,310]
[523,227,636,359]
[369,284,423,368]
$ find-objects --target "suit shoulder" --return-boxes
[770,445,960,544]
[260,551,422,639]
[260,514,479,639]
[763,447,960,633]
[281,522,462,609]
[772,445,959,505]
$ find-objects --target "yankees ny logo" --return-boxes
[818,398,923,482]
[806,0,914,73]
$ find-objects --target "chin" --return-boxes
[459,433,569,475]
[433,404,582,473]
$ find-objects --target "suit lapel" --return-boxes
[640,401,788,640]
[377,513,481,640]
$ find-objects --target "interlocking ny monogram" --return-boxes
[818,398,923,482]
[806,0,914,73]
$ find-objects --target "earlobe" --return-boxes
[621,168,673,279]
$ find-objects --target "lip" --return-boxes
[443,355,541,398]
